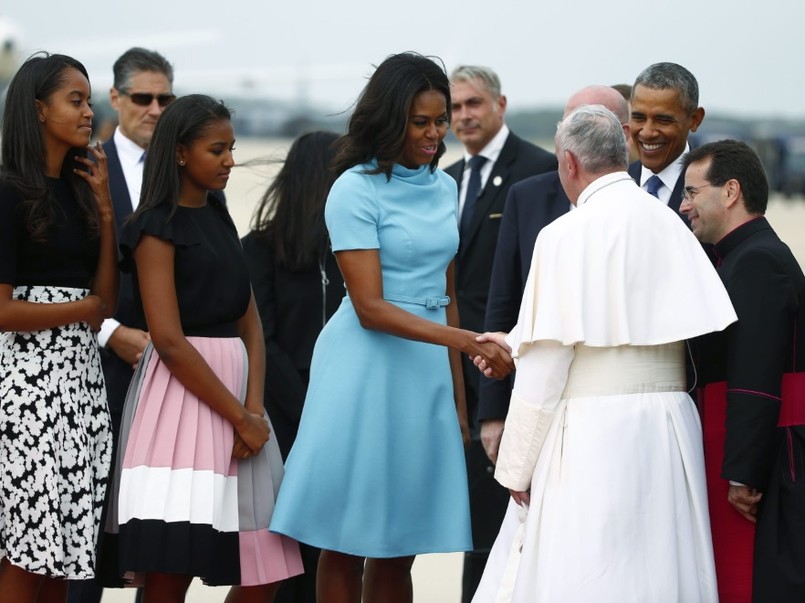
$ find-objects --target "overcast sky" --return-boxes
[5,0,800,119]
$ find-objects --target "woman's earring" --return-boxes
[178,160,185,166]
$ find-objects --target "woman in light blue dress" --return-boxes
[269,53,513,603]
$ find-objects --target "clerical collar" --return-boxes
[577,171,633,207]
[713,216,770,259]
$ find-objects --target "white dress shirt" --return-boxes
[458,124,510,220]
[638,142,691,206]
[97,128,146,348]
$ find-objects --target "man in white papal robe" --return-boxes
[472,105,737,603]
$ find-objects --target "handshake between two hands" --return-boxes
[470,331,513,379]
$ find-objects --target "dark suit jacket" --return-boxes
[99,137,145,417]
[445,132,557,427]
[478,171,570,421]
[241,231,344,459]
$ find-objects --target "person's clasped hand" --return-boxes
[471,331,513,379]
[728,484,762,523]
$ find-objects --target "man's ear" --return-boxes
[689,107,705,133]
[495,94,507,115]
[564,150,577,176]
[110,87,122,111]
[723,178,742,209]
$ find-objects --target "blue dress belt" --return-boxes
[383,293,451,310]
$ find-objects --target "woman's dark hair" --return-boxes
[332,52,451,180]
[251,131,339,270]
[1,52,97,242]
[134,94,231,219]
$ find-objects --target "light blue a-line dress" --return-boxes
[270,159,472,557]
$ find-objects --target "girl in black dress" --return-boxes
[0,53,118,602]
[101,94,301,603]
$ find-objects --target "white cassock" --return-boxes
[473,172,737,603]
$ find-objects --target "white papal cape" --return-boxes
[473,172,736,603]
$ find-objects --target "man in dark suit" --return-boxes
[478,86,630,464]
[97,48,175,433]
[68,47,174,603]
[628,62,705,214]
[443,64,556,602]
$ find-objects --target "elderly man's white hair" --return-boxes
[556,104,629,174]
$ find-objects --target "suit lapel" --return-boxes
[103,138,134,230]
[460,134,518,255]
[667,175,685,217]
[628,160,686,223]
[628,160,642,185]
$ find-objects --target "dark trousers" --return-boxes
[461,439,509,602]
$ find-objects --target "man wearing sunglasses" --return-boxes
[68,46,174,603]
[100,46,174,447]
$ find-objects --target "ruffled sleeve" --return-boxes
[119,204,198,273]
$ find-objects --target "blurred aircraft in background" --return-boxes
[0,15,360,137]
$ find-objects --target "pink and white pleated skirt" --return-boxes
[99,336,302,587]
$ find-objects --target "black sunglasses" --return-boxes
[122,91,176,107]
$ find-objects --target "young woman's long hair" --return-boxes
[250,131,339,270]
[332,52,451,180]
[1,53,98,242]
[134,94,231,220]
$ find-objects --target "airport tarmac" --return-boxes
[100,552,462,602]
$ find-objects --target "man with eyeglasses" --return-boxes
[68,46,174,603]
[682,140,805,603]
[628,62,705,218]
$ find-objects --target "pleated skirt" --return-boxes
[101,336,302,586]
[0,285,111,578]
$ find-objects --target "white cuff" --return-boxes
[97,318,122,348]
[495,392,554,491]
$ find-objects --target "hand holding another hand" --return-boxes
[235,411,270,456]
[470,332,513,379]
[232,433,252,460]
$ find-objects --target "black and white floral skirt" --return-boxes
[0,285,112,578]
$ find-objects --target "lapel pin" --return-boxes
[492,175,503,187]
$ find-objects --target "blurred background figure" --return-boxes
[611,83,640,163]
[242,130,344,603]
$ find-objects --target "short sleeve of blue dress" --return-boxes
[325,169,380,252]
